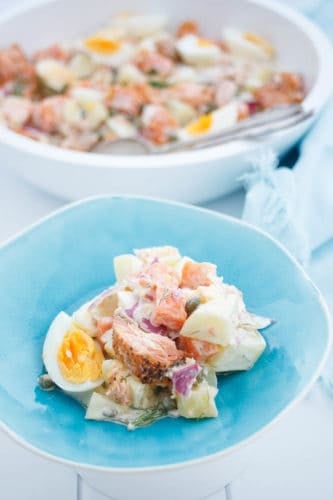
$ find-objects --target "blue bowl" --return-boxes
[0,196,330,470]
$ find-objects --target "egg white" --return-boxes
[176,34,222,66]
[79,35,135,67]
[177,101,239,141]
[42,311,104,393]
[222,28,274,61]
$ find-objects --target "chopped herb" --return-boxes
[12,79,25,96]
[130,406,168,429]
[148,80,170,89]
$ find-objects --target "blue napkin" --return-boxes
[242,1,333,266]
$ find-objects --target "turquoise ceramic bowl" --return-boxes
[0,196,331,470]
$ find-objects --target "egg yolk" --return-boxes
[186,113,213,135]
[243,32,274,56]
[197,38,214,47]
[57,329,104,384]
[84,36,121,55]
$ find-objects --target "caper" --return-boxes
[185,296,201,316]
[38,374,56,391]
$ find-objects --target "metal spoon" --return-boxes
[93,104,314,155]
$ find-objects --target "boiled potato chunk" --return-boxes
[114,254,142,283]
[176,380,218,419]
[102,359,160,409]
[208,329,266,372]
[180,296,238,346]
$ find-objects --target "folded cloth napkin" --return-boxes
[242,1,333,266]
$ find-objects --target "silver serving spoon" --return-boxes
[93,104,314,155]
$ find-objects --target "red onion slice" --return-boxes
[172,363,201,397]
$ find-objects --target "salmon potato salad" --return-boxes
[0,13,304,151]
[40,246,273,429]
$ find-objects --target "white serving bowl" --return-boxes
[0,0,332,203]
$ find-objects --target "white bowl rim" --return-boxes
[0,0,333,169]
[0,194,331,474]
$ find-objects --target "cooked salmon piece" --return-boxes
[151,289,187,331]
[181,261,216,289]
[0,44,36,86]
[215,80,237,107]
[104,360,132,406]
[155,36,177,60]
[138,261,180,291]
[141,105,177,144]
[167,83,215,109]
[112,315,184,385]
[176,21,200,38]
[254,72,304,110]
[134,50,174,76]
[31,96,66,133]
[33,44,71,63]
[177,336,221,363]
[106,85,144,116]
[0,96,32,129]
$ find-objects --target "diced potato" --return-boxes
[102,359,161,409]
[117,63,146,84]
[166,99,196,126]
[86,392,134,421]
[134,246,181,266]
[107,115,137,138]
[36,58,75,92]
[208,329,266,372]
[168,65,196,84]
[113,254,142,283]
[204,367,218,388]
[127,377,161,409]
[69,52,95,79]
[180,296,238,346]
[197,284,225,303]
[176,380,218,418]
[63,98,108,130]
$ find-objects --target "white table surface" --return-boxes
[1,165,333,500]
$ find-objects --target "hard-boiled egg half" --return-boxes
[81,33,134,67]
[222,28,275,61]
[177,101,239,141]
[42,311,104,393]
[176,34,223,66]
